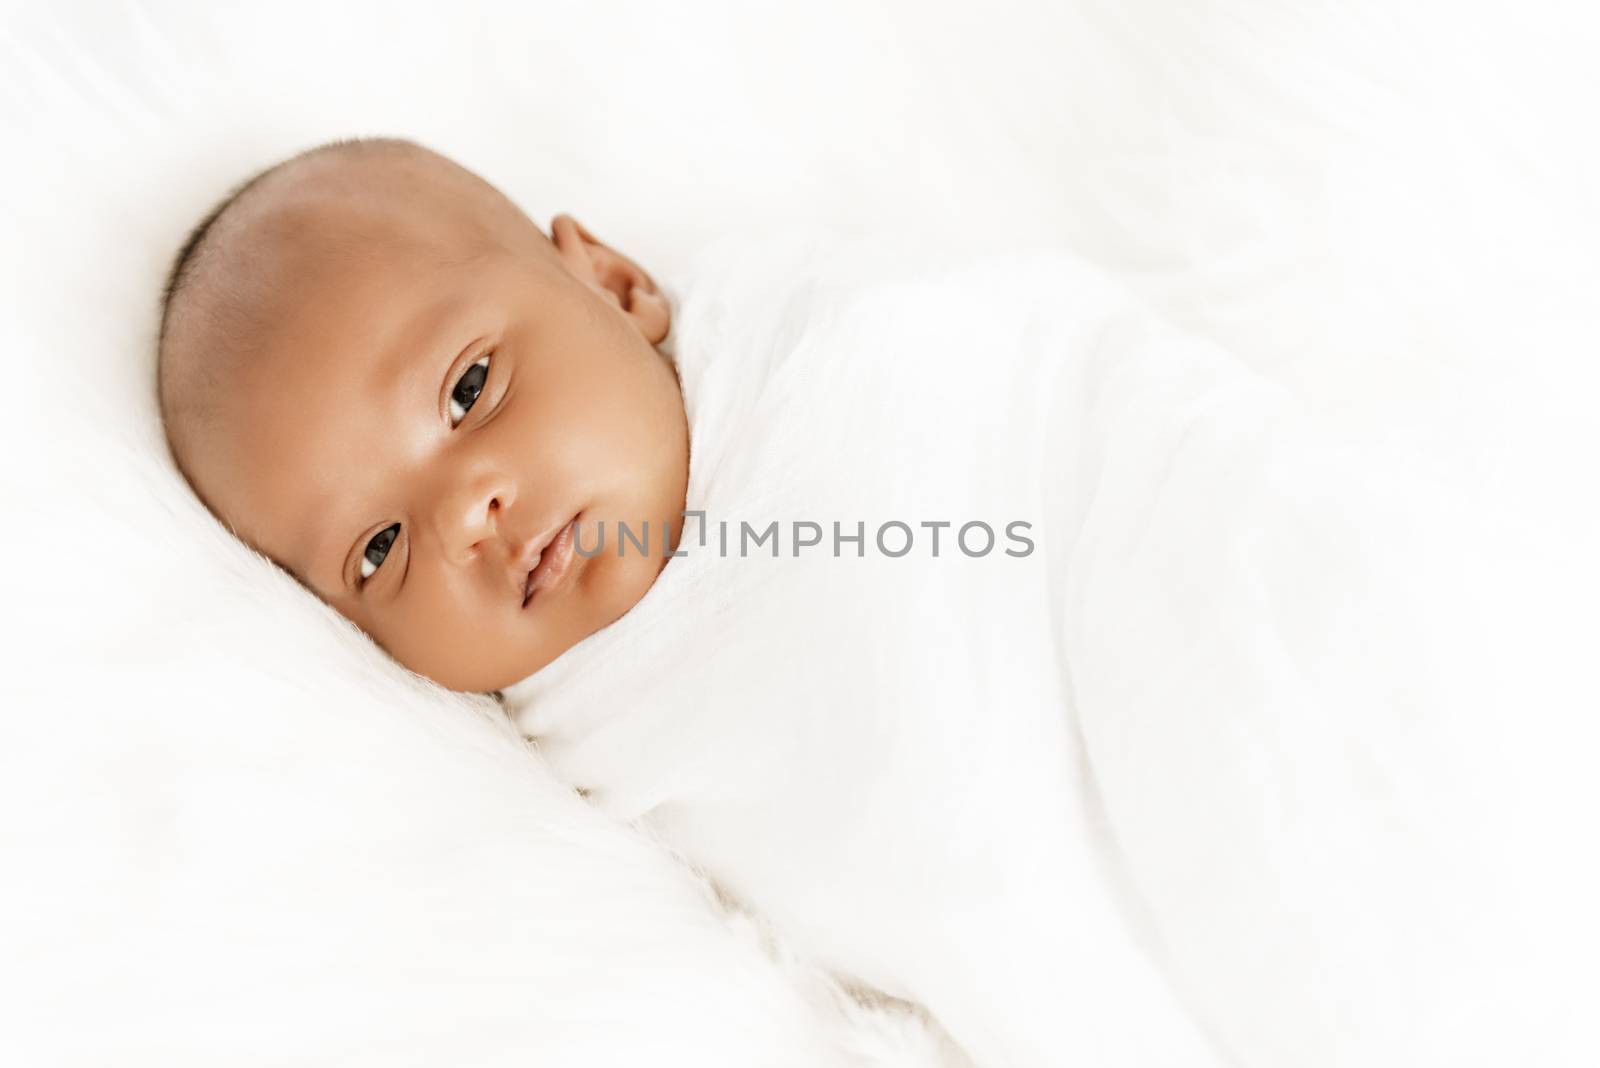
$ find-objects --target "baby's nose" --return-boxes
[433,473,509,568]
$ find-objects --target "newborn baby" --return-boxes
[160,136,1221,1068]
[157,136,1549,1068]
[158,137,689,692]
[172,131,1337,1068]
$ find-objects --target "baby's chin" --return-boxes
[483,536,667,692]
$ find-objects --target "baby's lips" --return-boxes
[527,520,576,593]
[521,558,540,603]
[516,514,579,606]
[513,536,549,603]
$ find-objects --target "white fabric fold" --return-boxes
[507,229,1221,1068]
[505,226,1596,1068]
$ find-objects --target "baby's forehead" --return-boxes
[239,151,509,274]
[223,191,510,369]
[247,180,447,275]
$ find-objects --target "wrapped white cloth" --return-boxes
[505,229,1220,1067]
[505,229,1594,1068]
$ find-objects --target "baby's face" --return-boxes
[174,150,689,692]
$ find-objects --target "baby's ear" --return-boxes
[550,213,671,346]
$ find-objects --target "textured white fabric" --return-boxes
[6,1,1600,1066]
[507,231,1222,1067]
[507,227,1600,1068]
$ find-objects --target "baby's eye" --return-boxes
[360,523,401,581]
[448,355,490,427]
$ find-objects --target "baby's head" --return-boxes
[158,138,689,692]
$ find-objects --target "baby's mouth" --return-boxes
[521,516,579,607]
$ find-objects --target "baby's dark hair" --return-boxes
[156,137,428,498]
[157,136,405,350]
[157,171,266,348]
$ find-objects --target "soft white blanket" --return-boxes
[506,229,1600,1068]
[9,3,1600,1065]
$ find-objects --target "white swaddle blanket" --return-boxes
[504,230,1589,1068]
